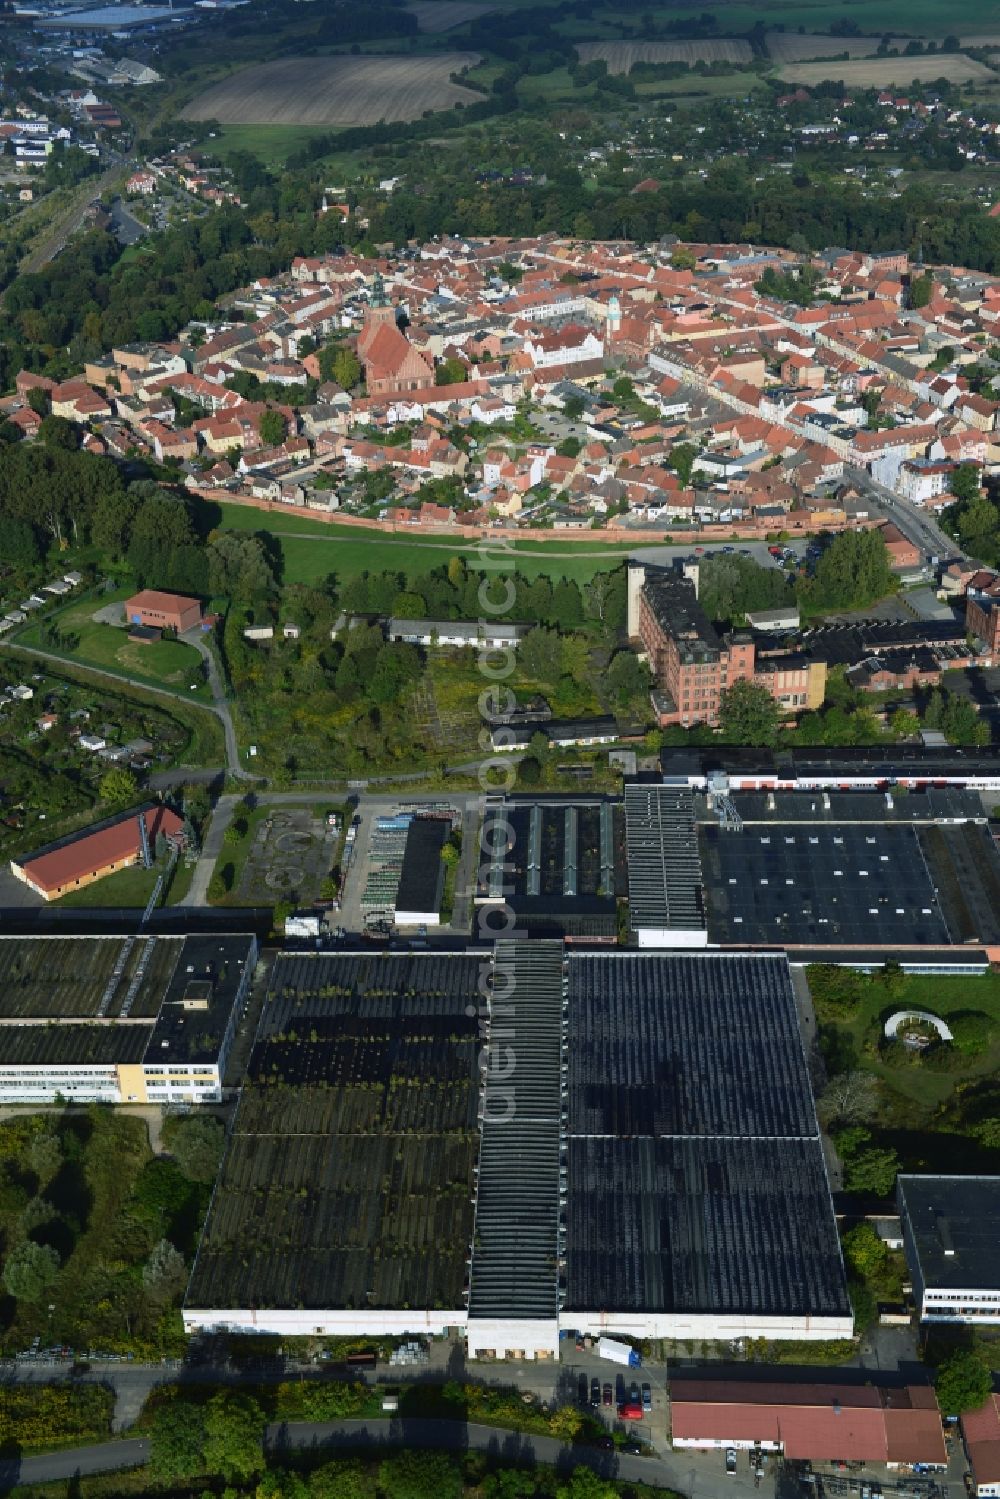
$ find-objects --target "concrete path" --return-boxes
[178,792,240,908]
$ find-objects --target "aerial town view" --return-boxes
[6,0,1000,1495]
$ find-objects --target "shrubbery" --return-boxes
[0,1383,113,1451]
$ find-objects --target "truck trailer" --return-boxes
[597,1337,641,1367]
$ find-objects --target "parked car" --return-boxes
[591,1378,601,1408]
[641,1383,652,1413]
[628,1381,640,1405]
[578,1374,589,1406]
[602,1383,613,1407]
[726,1449,737,1475]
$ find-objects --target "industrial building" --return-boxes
[0,934,256,1104]
[628,564,824,727]
[184,945,851,1354]
[123,588,202,634]
[10,803,185,901]
[898,1175,1000,1325]
[476,796,623,940]
[669,1380,947,1466]
[394,818,447,927]
[658,745,1000,793]
[625,782,1000,951]
[962,1395,1000,1496]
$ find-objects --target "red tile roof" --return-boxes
[16,806,185,896]
[963,1396,1000,1487]
[670,1382,945,1465]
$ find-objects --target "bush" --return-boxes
[0,1384,113,1450]
[935,1347,992,1416]
[949,1011,995,1056]
[808,963,866,1021]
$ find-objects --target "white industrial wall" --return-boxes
[183,1308,466,1338]
[636,928,710,949]
[184,1307,851,1349]
[574,1311,855,1342]
[466,1318,560,1362]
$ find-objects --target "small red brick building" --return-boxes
[124,589,202,634]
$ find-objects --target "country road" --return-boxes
[182,629,248,779]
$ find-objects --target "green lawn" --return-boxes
[204,122,340,169]
[17,591,213,702]
[52,851,195,909]
[212,500,690,584]
[820,970,1000,1110]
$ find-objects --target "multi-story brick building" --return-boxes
[630,565,824,727]
[967,576,1000,656]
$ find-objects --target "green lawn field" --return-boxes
[824,971,1000,1109]
[204,122,342,169]
[52,854,195,909]
[212,501,690,583]
[18,592,213,702]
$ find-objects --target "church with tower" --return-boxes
[356,274,435,398]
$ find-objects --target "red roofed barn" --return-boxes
[11,806,185,902]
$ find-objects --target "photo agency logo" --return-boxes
[469,534,523,1123]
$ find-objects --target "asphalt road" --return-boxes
[0,1418,750,1498]
[181,629,249,779]
[844,465,957,565]
[179,791,240,907]
[2,1437,150,1490]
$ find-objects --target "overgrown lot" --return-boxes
[0,1109,223,1358]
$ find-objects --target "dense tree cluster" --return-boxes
[802,529,897,612]
[698,552,794,624]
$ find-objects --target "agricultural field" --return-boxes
[406,0,496,31]
[778,54,999,87]
[183,53,483,127]
[764,32,889,60]
[186,952,482,1316]
[575,39,752,71]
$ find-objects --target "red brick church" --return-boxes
[357,274,434,397]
